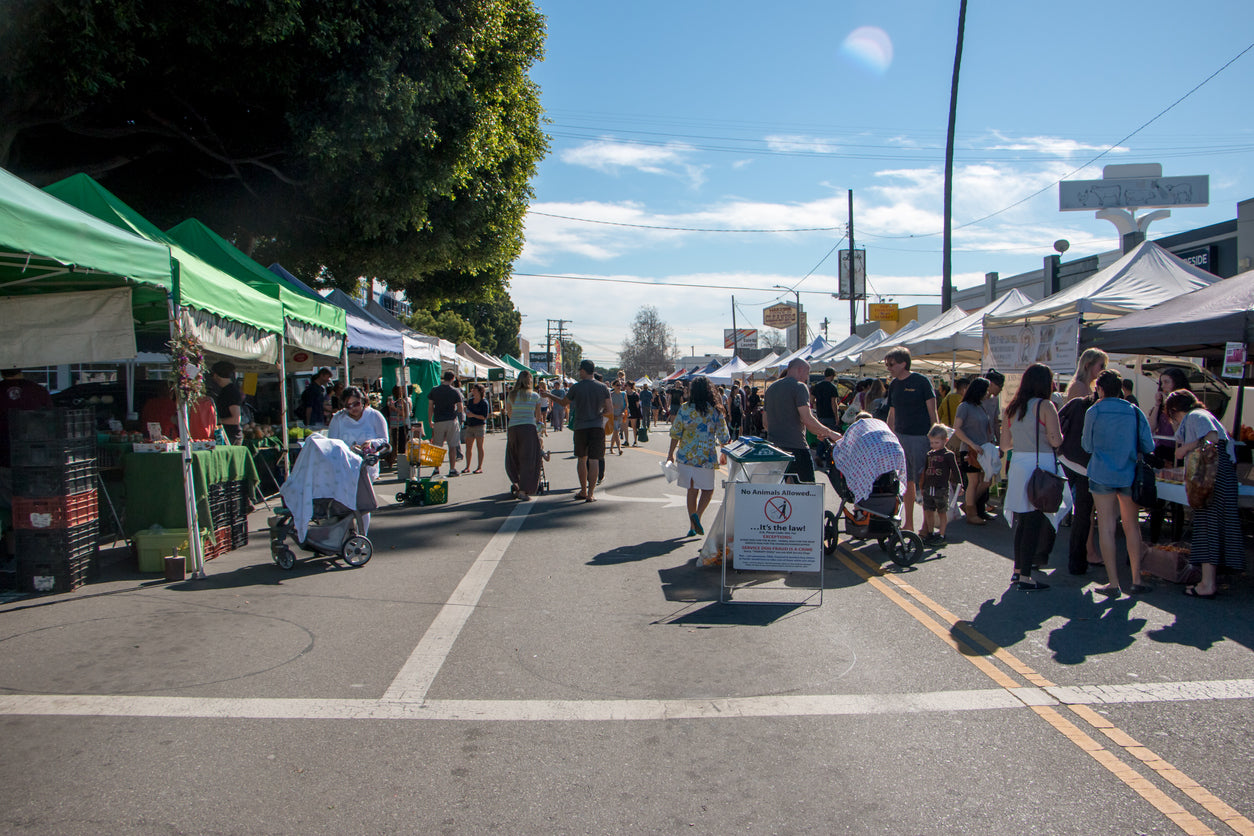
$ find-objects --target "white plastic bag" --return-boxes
[660,459,678,484]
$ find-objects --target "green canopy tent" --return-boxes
[502,354,551,378]
[167,219,350,476]
[44,174,285,364]
[0,168,225,575]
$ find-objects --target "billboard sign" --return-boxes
[868,303,898,322]
[763,303,799,328]
[838,249,866,300]
[724,328,759,349]
[1059,175,1209,211]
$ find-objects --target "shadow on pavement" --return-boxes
[589,537,689,566]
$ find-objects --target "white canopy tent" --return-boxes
[704,356,754,385]
[859,306,969,365]
[907,290,1033,363]
[757,336,836,376]
[983,241,1221,376]
[816,328,888,371]
[808,333,866,366]
[738,351,785,379]
[837,322,926,371]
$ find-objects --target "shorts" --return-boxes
[921,490,949,512]
[573,427,606,460]
[898,434,929,483]
[782,447,815,484]
[1089,481,1132,496]
[464,423,485,439]
[431,420,459,447]
[677,463,716,491]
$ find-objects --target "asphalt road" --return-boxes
[2,424,1252,835]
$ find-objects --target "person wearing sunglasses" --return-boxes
[328,386,389,494]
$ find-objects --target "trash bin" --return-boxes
[699,437,794,566]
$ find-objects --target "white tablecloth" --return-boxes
[1155,479,1254,509]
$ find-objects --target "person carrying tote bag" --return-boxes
[1081,370,1155,599]
[1001,364,1068,590]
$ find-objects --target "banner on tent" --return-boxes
[984,318,1079,375]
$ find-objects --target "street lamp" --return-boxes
[773,285,802,352]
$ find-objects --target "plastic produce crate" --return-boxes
[10,437,97,468]
[15,523,97,569]
[19,554,94,594]
[12,460,96,497]
[12,490,98,530]
[9,408,94,442]
[133,528,213,573]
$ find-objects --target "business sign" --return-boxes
[1174,245,1215,274]
[984,319,1079,375]
[868,303,898,321]
[1223,342,1246,380]
[724,328,759,350]
[732,482,825,572]
[529,351,553,373]
[838,249,866,300]
[763,303,799,329]
[1059,175,1209,211]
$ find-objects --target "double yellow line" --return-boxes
[836,545,1254,836]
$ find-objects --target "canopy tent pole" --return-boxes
[167,292,206,578]
[278,338,289,479]
[1234,364,1246,438]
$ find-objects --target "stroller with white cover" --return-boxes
[269,435,386,570]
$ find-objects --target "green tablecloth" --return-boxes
[122,446,260,536]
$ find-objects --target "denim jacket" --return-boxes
[1080,396,1153,488]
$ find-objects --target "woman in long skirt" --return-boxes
[1166,389,1244,598]
[503,371,543,500]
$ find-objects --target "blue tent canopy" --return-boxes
[310,282,405,356]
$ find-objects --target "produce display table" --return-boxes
[122,446,259,536]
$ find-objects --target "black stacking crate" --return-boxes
[16,521,99,594]
[11,436,97,468]
[12,460,96,497]
[10,408,94,442]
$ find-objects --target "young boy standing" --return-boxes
[920,423,963,544]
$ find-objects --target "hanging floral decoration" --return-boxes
[167,324,206,407]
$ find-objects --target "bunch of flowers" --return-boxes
[167,324,206,407]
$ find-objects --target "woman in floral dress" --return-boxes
[666,376,730,536]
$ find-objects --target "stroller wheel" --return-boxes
[342,535,373,567]
[877,538,889,553]
[890,531,925,567]
[823,511,839,556]
[274,547,297,570]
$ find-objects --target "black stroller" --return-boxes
[269,435,389,570]
[814,438,924,567]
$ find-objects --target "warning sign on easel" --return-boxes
[732,483,824,572]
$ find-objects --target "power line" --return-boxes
[528,211,842,233]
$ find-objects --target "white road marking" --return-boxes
[381,501,534,702]
[0,680,1250,722]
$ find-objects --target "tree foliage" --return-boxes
[618,306,675,380]
[401,288,520,356]
[0,0,548,300]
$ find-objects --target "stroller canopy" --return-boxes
[280,435,376,541]
[829,418,908,504]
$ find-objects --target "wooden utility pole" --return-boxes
[848,190,857,335]
[942,0,968,311]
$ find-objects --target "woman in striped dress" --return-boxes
[1165,389,1243,598]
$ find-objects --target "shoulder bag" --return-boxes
[1130,412,1157,506]
[1026,400,1065,513]
[1184,436,1219,509]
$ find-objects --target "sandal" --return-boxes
[1093,585,1122,598]
[1183,586,1216,599]
[1016,580,1050,591]
[473,468,483,474]
[574,491,588,501]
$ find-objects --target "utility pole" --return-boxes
[848,190,858,336]
[547,319,570,376]
[731,296,739,360]
[941,0,968,311]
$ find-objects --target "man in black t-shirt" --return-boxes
[884,346,937,534]
[211,361,244,445]
[810,367,842,432]
[426,371,464,477]
[301,368,332,427]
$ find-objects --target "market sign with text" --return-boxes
[763,303,799,329]
[724,328,759,349]
[868,303,898,322]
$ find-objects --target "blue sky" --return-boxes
[511,0,1254,365]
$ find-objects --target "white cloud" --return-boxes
[764,134,842,154]
[560,139,707,187]
[981,131,1129,156]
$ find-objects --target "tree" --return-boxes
[618,306,675,380]
[762,328,789,351]
[405,308,475,347]
[442,291,522,358]
[0,0,548,300]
